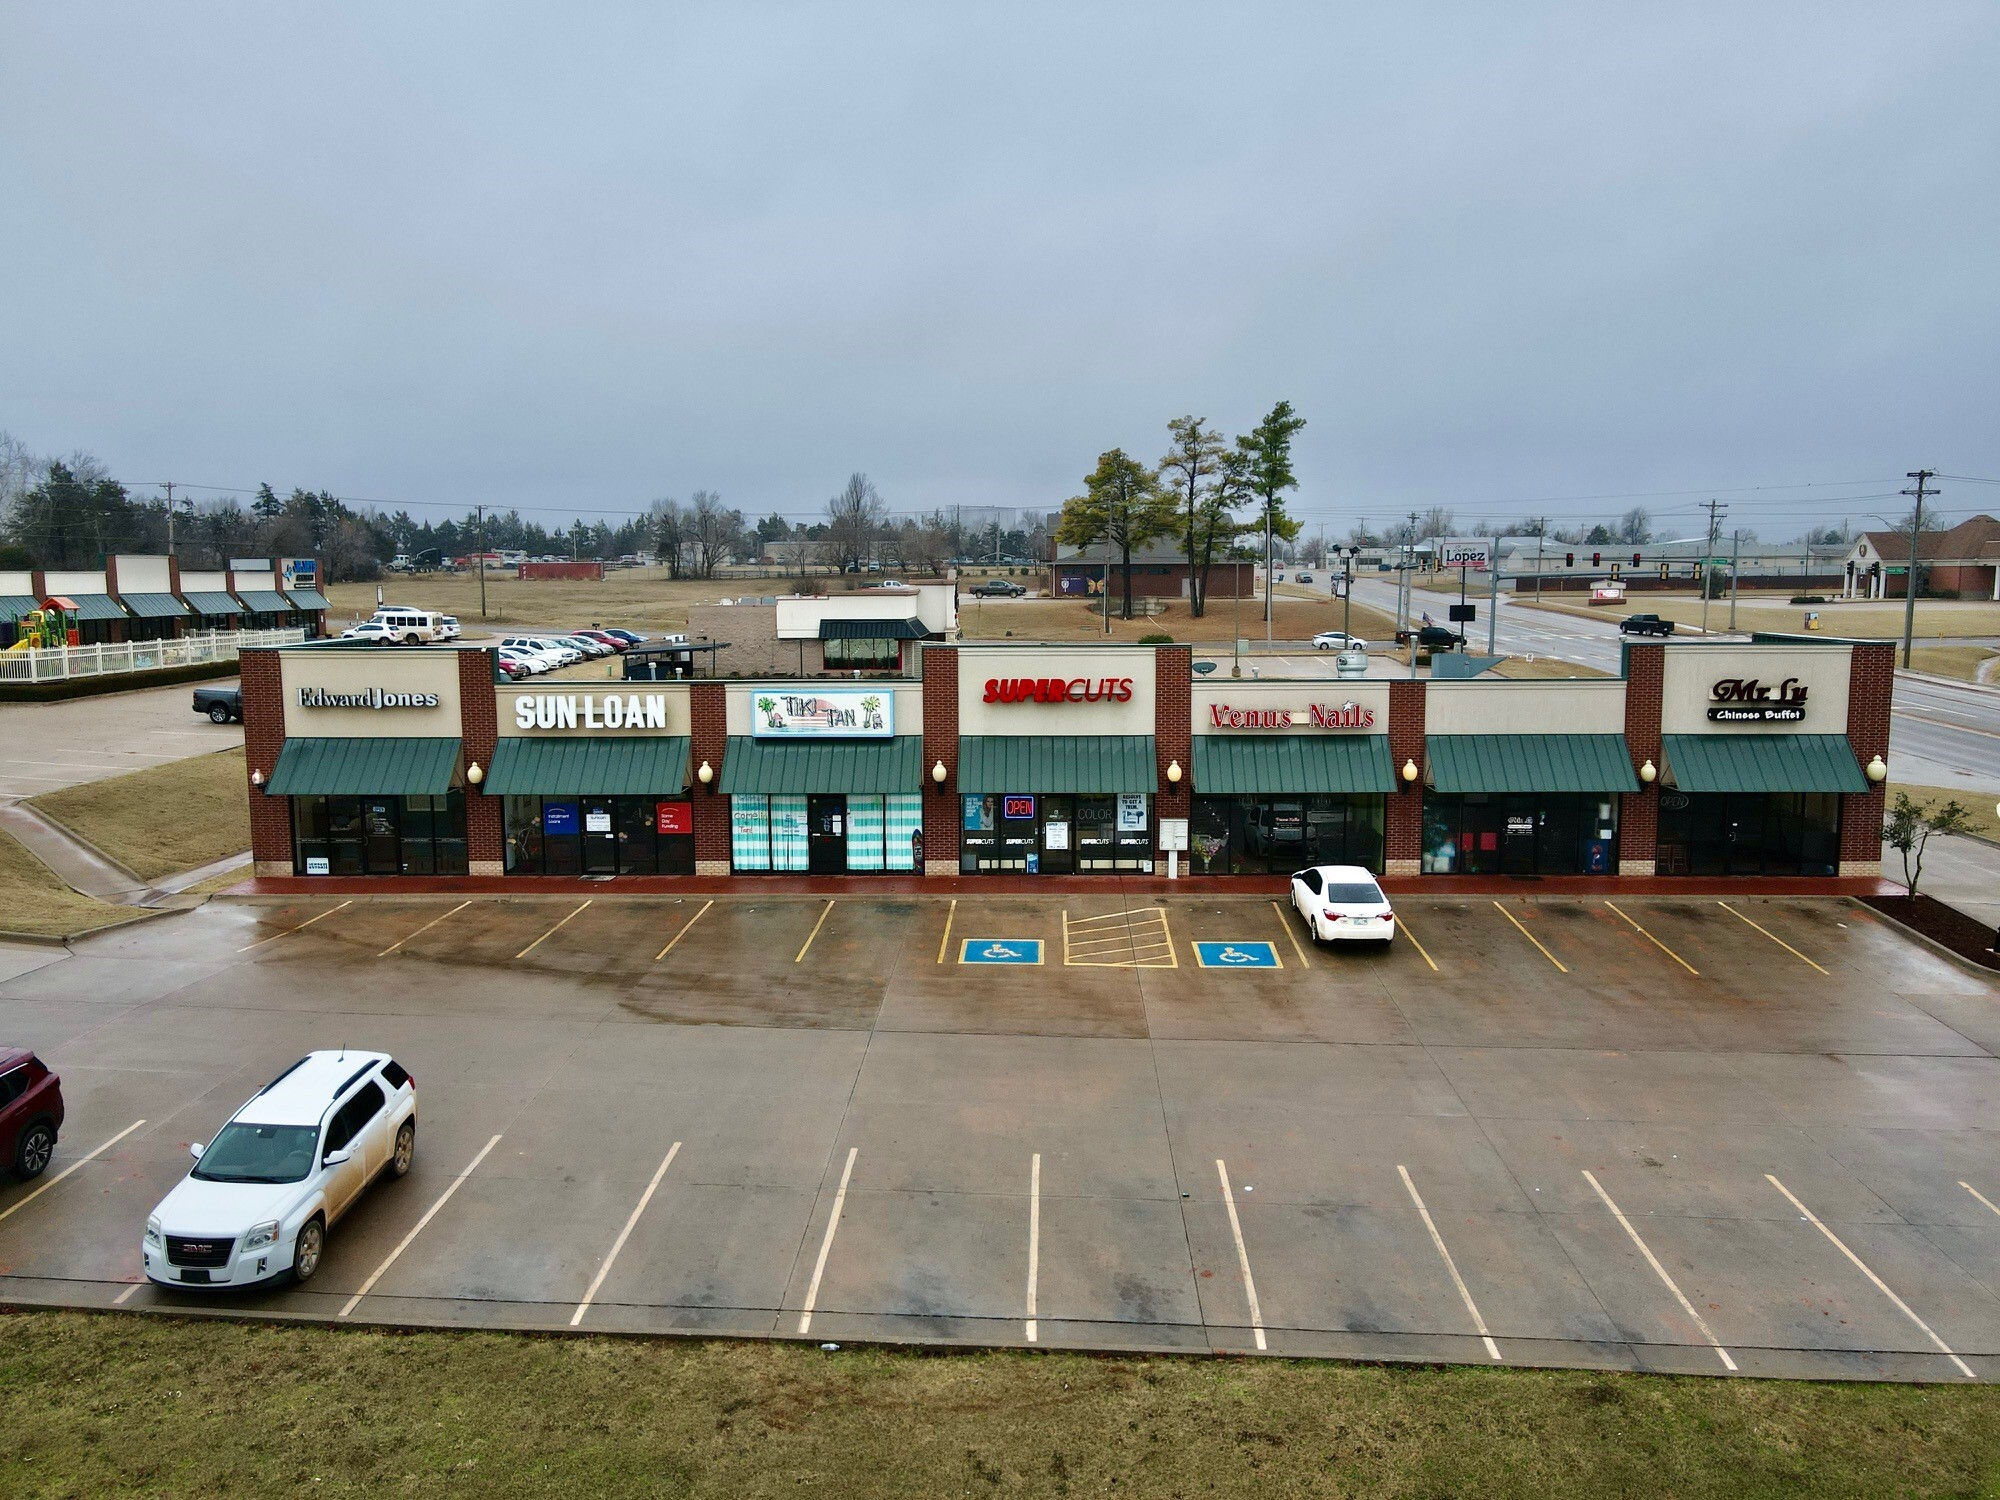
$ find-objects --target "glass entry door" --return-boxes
[362,798,401,876]
[1039,795,1074,874]
[581,798,618,874]
[808,795,847,874]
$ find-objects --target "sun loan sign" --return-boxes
[1707,676,1808,723]
[514,692,670,730]
[1206,701,1376,731]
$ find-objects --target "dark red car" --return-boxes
[1,1049,64,1180]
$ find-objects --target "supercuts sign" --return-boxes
[1208,701,1375,731]
[298,686,439,710]
[983,676,1134,704]
[1707,677,1808,723]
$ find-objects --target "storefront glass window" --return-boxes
[770,795,809,872]
[504,795,692,874]
[847,796,885,871]
[731,796,772,870]
[1190,795,1385,875]
[292,793,466,876]
[1655,791,1839,876]
[1422,794,1618,875]
[823,636,900,669]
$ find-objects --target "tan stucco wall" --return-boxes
[1191,680,1391,734]
[956,644,1158,736]
[280,651,464,737]
[498,684,693,736]
[112,554,171,592]
[1423,679,1627,735]
[1659,644,1852,735]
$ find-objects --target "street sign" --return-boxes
[1437,537,1493,570]
[1191,941,1282,969]
[1448,604,1476,623]
[959,938,1044,965]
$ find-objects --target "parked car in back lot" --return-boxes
[1620,613,1675,636]
[1289,865,1397,947]
[192,686,243,724]
[1311,631,1367,652]
[145,1051,417,1289]
[340,620,399,645]
[1,1049,64,1180]
[970,578,1027,597]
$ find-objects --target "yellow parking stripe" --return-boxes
[237,900,351,952]
[795,899,836,963]
[378,900,471,957]
[1270,901,1311,967]
[1492,900,1568,973]
[935,898,956,964]
[653,899,713,961]
[1603,901,1699,976]
[1397,914,1440,972]
[1717,900,1829,975]
[516,900,591,959]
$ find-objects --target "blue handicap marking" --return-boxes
[1193,940,1282,970]
[960,938,1044,965]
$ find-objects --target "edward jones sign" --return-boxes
[298,686,440,710]
[983,676,1134,704]
[1707,677,1808,723]
[1207,701,1376,730]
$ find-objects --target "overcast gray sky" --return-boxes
[4,3,1997,539]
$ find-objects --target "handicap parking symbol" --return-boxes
[1192,940,1282,970]
[960,938,1044,965]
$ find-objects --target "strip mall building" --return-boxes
[241,638,1891,883]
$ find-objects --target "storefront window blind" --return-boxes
[770,795,809,871]
[847,796,885,870]
[732,796,772,871]
[884,793,921,871]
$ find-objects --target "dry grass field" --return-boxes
[30,749,249,882]
[1513,589,2000,642]
[963,593,1403,644]
[0,831,146,939]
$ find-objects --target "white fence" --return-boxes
[0,627,308,684]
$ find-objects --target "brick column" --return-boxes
[1385,679,1426,876]
[1153,645,1191,870]
[921,645,960,876]
[1620,642,1664,876]
[690,680,730,875]
[240,647,293,876]
[1840,641,1894,877]
[459,651,503,875]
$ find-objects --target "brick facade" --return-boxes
[921,644,959,875]
[240,648,293,875]
[459,654,503,874]
[689,680,730,874]
[1620,642,1663,875]
[1839,641,1893,876]
[1385,679,1426,875]
[1153,645,1191,865]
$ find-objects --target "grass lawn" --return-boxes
[1907,644,2000,683]
[2,1314,1997,1499]
[1888,783,2000,843]
[1487,655,1613,679]
[30,749,248,882]
[0,832,145,939]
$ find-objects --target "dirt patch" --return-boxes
[1858,893,2000,972]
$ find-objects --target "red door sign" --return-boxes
[655,802,693,835]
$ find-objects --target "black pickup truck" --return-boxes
[1619,613,1676,637]
[192,686,242,724]
[1394,625,1466,650]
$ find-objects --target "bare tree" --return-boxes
[650,497,691,579]
[688,490,743,579]
[1417,507,1455,540]
[820,472,885,573]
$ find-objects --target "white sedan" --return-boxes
[1289,864,1397,946]
[1312,631,1368,651]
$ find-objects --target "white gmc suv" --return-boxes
[144,1051,417,1289]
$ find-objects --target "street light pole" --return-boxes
[1901,469,1934,668]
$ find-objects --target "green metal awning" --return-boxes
[0,595,36,623]
[120,592,190,619]
[485,736,690,795]
[1661,734,1868,794]
[182,591,245,615]
[720,735,922,794]
[819,617,929,639]
[235,589,294,613]
[1193,735,1396,794]
[56,593,130,622]
[266,737,462,796]
[957,736,1157,793]
[286,587,332,610]
[1426,734,1640,794]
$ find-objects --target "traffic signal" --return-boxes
[1565,552,1575,567]
[1591,551,1601,567]
[1631,553,1641,567]
[1610,563,1621,579]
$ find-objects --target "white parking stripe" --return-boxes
[113,1282,143,1304]
[0,1119,147,1226]
[571,1142,681,1326]
[1962,1181,2000,1220]
[798,1146,858,1335]
[237,901,351,952]
[339,1134,502,1317]
[1398,1164,1502,1361]
[1215,1159,1267,1351]
[1581,1170,1736,1371]
[1025,1153,1041,1343]
[1766,1174,1974,1379]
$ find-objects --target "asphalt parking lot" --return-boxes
[3,889,1999,1381]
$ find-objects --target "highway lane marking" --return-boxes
[1716,902,1829,974]
[1216,1159,1267,1352]
[936,898,956,964]
[1961,1181,2000,1220]
[515,900,591,959]
[237,900,352,952]
[1766,1173,1974,1379]
[1398,914,1440,972]
[1603,902,1699,976]
[378,900,472,957]
[340,1133,502,1318]
[1492,900,1569,974]
[1025,1152,1041,1343]
[1581,1170,1735,1371]
[1898,710,2000,740]
[798,1146,859,1335]
[1271,901,1311,967]
[571,1142,681,1326]
[653,900,713,961]
[1399,1164,1502,1361]
[0,1119,147,1226]
[794,900,836,963]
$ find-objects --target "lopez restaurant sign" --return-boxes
[1707,677,1808,723]
[1207,701,1376,730]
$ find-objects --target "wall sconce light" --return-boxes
[1638,758,1656,784]
[1166,759,1181,784]
[466,762,483,786]
[1866,754,1887,783]
[932,760,948,785]
[1401,758,1419,785]
[697,760,714,785]
[250,768,264,787]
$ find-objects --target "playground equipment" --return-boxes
[6,601,80,650]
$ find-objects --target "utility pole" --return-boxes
[163,481,177,555]
[1342,548,1353,641]
[1263,497,1275,647]
[1698,499,1726,635]
[1728,529,1742,631]
[1534,530,1545,604]
[475,503,488,621]
[1901,469,1934,668]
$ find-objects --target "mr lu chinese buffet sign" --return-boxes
[1707,677,1808,724]
[1206,701,1376,731]
[753,690,894,737]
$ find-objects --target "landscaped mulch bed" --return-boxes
[1859,892,2000,972]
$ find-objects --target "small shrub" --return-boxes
[1789,594,1828,605]
[1138,632,1175,644]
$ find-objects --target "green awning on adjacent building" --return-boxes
[485,736,691,796]
[181,591,245,615]
[1661,733,1868,794]
[119,592,191,619]
[52,593,130,622]
[235,589,295,613]
[0,595,37,623]
[720,735,923,794]
[957,735,1157,794]
[819,617,929,639]
[1193,734,1396,795]
[1426,734,1640,794]
[286,587,333,610]
[266,737,462,796]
